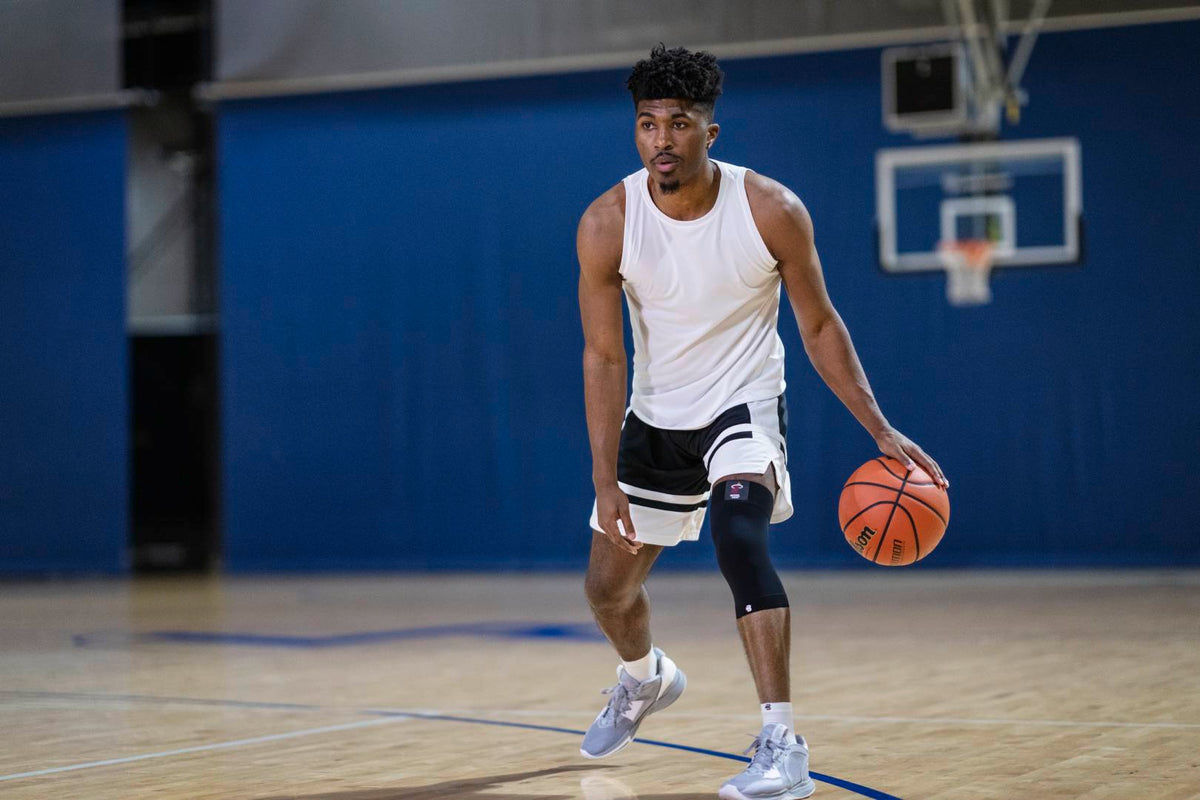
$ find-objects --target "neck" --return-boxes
[648,159,719,221]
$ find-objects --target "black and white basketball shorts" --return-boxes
[589,396,794,546]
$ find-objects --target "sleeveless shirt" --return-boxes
[620,159,786,430]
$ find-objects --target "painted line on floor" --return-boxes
[6,690,1198,730]
[71,621,604,649]
[0,689,322,712]
[0,716,408,783]
[0,695,900,798]
[462,708,1200,731]
[799,712,1200,730]
[372,710,902,800]
[371,706,1200,731]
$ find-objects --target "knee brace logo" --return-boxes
[851,525,878,553]
[726,481,746,501]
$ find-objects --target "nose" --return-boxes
[654,126,672,150]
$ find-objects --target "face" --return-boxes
[634,98,719,194]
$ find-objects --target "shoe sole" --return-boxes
[578,665,688,760]
[716,777,816,800]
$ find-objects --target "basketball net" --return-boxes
[937,238,996,306]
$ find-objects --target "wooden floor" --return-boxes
[1,570,1198,799]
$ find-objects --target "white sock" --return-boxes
[761,702,797,744]
[621,648,658,682]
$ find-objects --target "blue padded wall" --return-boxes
[219,74,623,569]
[0,111,129,573]
[218,20,1200,570]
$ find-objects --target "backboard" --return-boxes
[875,137,1082,274]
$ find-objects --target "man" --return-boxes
[577,45,947,799]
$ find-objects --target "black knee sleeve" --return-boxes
[710,480,789,619]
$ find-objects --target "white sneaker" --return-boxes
[579,647,687,759]
[717,723,815,800]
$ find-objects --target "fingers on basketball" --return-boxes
[910,448,948,488]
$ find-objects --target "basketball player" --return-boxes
[577,46,947,799]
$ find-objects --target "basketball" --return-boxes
[839,457,950,566]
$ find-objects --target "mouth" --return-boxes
[653,155,679,173]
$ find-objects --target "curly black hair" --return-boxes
[626,44,724,116]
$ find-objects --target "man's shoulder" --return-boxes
[743,170,804,215]
[578,181,627,244]
[742,169,811,238]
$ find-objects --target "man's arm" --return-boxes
[745,173,948,488]
[578,184,642,553]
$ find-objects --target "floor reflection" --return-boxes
[251,764,716,799]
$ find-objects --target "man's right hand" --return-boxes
[594,483,642,554]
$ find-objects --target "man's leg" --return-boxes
[710,469,791,704]
[581,531,688,760]
[738,609,791,702]
[711,468,814,799]
[584,532,663,660]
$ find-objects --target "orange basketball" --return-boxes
[839,456,950,566]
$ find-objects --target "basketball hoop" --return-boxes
[937,239,997,306]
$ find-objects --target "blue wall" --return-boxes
[0,112,129,573]
[218,20,1200,570]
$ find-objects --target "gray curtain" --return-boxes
[215,0,951,85]
[213,0,1199,94]
[0,0,122,108]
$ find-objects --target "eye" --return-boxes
[640,122,654,130]
[673,121,688,129]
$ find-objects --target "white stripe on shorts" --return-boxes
[618,481,709,505]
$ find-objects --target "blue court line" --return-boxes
[1,691,901,798]
[72,621,604,649]
[371,710,903,800]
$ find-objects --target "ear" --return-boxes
[706,123,720,149]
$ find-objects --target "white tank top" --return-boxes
[620,159,786,430]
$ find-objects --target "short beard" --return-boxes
[658,180,681,194]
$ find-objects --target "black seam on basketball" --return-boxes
[899,490,947,526]
[896,503,920,561]
[844,481,948,525]
[840,500,899,534]
[871,471,910,562]
[873,457,935,486]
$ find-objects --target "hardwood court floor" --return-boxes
[1,570,1198,799]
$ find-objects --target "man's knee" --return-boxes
[584,565,642,614]
[710,478,788,618]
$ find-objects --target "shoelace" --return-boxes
[598,681,632,726]
[742,734,781,774]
